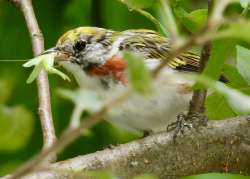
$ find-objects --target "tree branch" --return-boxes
[188,0,213,115]
[8,117,250,179]
[8,0,56,161]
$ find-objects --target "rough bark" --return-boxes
[17,117,250,179]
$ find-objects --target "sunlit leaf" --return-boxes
[240,0,250,8]
[123,51,153,95]
[0,105,33,151]
[182,173,250,179]
[236,45,250,84]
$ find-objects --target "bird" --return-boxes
[43,27,203,134]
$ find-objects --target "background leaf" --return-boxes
[123,52,153,95]
[195,39,235,89]
[120,0,156,9]
[133,174,158,179]
[0,76,15,104]
[223,64,248,88]
[182,9,207,32]
[0,105,33,151]
[236,45,250,84]
[85,170,118,179]
[240,0,250,8]
[216,21,250,43]
[205,92,237,120]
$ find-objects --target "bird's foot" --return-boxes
[167,112,208,142]
[246,115,250,122]
[142,130,153,137]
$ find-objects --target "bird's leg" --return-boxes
[246,115,250,122]
[167,112,208,141]
[142,130,153,137]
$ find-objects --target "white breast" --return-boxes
[60,59,193,134]
[106,66,193,133]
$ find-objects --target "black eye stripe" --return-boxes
[74,40,87,51]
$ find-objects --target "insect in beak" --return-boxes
[41,47,74,62]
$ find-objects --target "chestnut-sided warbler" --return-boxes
[44,27,202,134]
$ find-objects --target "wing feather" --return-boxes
[119,29,200,72]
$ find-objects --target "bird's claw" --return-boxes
[246,115,250,122]
[167,112,208,142]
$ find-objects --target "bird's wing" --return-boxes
[119,29,200,72]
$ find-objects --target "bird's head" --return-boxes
[43,27,127,85]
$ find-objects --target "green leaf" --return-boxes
[85,170,118,179]
[0,161,21,176]
[215,21,250,43]
[118,0,166,35]
[240,0,250,8]
[182,9,208,32]
[123,51,153,95]
[192,74,250,114]
[0,105,34,151]
[120,0,156,9]
[236,45,250,85]
[223,64,248,88]
[172,4,188,21]
[182,173,250,179]
[134,174,158,179]
[206,92,237,120]
[195,39,235,89]
[0,76,15,104]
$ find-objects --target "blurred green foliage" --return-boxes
[0,0,155,175]
[1,0,250,178]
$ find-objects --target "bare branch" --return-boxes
[8,0,56,161]
[188,0,213,115]
[4,117,250,179]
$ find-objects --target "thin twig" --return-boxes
[8,0,57,161]
[7,90,131,179]
[69,104,84,129]
[188,0,213,115]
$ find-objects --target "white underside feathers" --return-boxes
[60,57,194,133]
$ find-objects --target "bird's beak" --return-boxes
[41,47,73,62]
[41,47,60,55]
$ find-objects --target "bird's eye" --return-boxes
[74,40,87,51]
